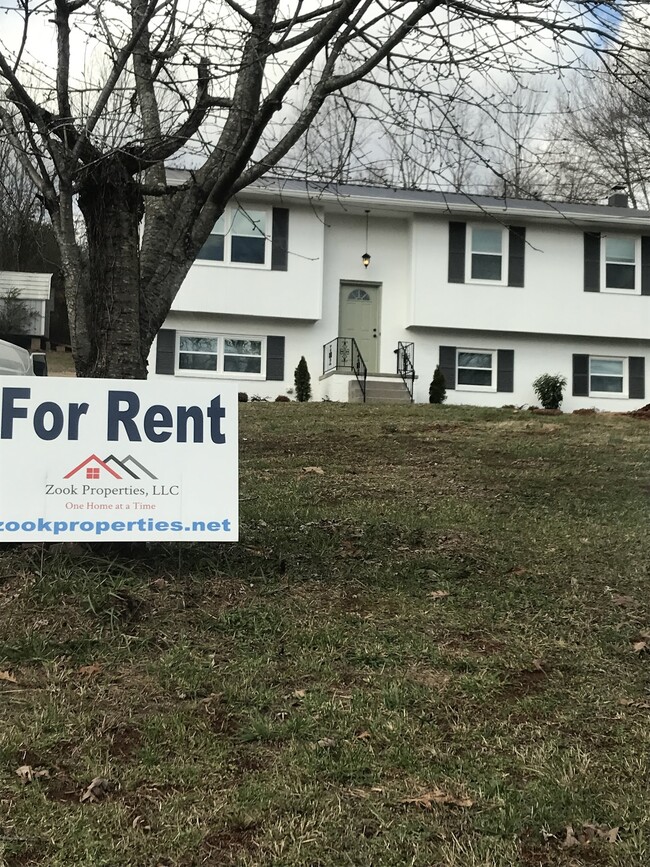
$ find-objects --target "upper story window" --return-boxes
[231,210,267,264]
[470,227,505,281]
[584,231,649,295]
[604,236,638,292]
[449,222,525,287]
[198,207,270,268]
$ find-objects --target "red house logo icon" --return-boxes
[64,454,122,481]
[63,455,157,481]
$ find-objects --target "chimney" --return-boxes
[608,189,628,208]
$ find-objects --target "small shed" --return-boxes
[0,270,54,343]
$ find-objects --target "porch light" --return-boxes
[362,210,371,268]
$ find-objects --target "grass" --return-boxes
[1,402,650,866]
[44,350,75,377]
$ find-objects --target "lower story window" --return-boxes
[457,349,494,388]
[177,333,265,377]
[224,338,262,373]
[178,336,219,371]
[590,357,624,394]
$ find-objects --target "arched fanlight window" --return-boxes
[348,288,371,301]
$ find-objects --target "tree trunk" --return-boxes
[76,162,147,379]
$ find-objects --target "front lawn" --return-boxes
[1,403,649,866]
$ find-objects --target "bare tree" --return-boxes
[549,64,650,207]
[480,86,550,198]
[0,0,648,377]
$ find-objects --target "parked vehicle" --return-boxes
[0,338,48,376]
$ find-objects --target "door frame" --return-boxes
[338,281,382,373]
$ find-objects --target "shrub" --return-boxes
[0,288,37,335]
[275,395,290,402]
[294,356,311,402]
[429,365,447,404]
[238,392,248,403]
[533,373,567,410]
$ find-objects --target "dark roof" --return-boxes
[166,169,650,226]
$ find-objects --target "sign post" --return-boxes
[0,378,238,542]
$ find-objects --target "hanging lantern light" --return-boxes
[362,210,371,268]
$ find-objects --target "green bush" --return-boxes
[0,288,37,335]
[533,373,567,410]
[294,356,311,402]
[429,365,447,404]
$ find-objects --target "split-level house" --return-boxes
[149,176,650,411]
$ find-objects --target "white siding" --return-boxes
[172,201,325,321]
[411,219,650,340]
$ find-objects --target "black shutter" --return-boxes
[572,354,589,396]
[641,238,650,296]
[497,349,514,392]
[439,345,456,390]
[508,227,526,287]
[584,232,601,292]
[271,208,289,271]
[266,336,285,380]
[156,329,176,375]
[448,223,466,283]
[629,357,645,399]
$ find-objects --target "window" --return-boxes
[586,232,647,294]
[198,207,269,266]
[231,210,266,264]
[347,288,371,301]
[449,223,525,287]
[86,467,100,480]
[177,333,265,378]
[604,235,638,292]
[589,356,625,395]
[178,336,219,371]
[457,349,494,389]
[469,226,505,281]
[223,338,263,374]
[199,215,225,262]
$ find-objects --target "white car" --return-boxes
[0,338,47,376]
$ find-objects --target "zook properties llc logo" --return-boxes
[45,453,179,497]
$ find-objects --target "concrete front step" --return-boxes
[349,379,412,403]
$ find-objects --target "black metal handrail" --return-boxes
[396,341,415,402]
[323,337,368,402]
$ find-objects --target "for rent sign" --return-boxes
[0,377,238,541]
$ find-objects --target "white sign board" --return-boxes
[0,377,238,541]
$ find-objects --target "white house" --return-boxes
[149,176,650,411]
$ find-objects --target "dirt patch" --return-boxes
[501,665,550,700]
[628,403,650,419]
[208,709,240,736]
[3,847,50,866]
[408,667,451,690]
[520,832,617,866]
[13,748,48,769]
[107,724,142,759]
[43,773,82,803]
[200,826,258,866]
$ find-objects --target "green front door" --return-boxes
[339,283,380,373]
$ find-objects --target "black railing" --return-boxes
[396,341,415,402]
[323,337,368,402]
